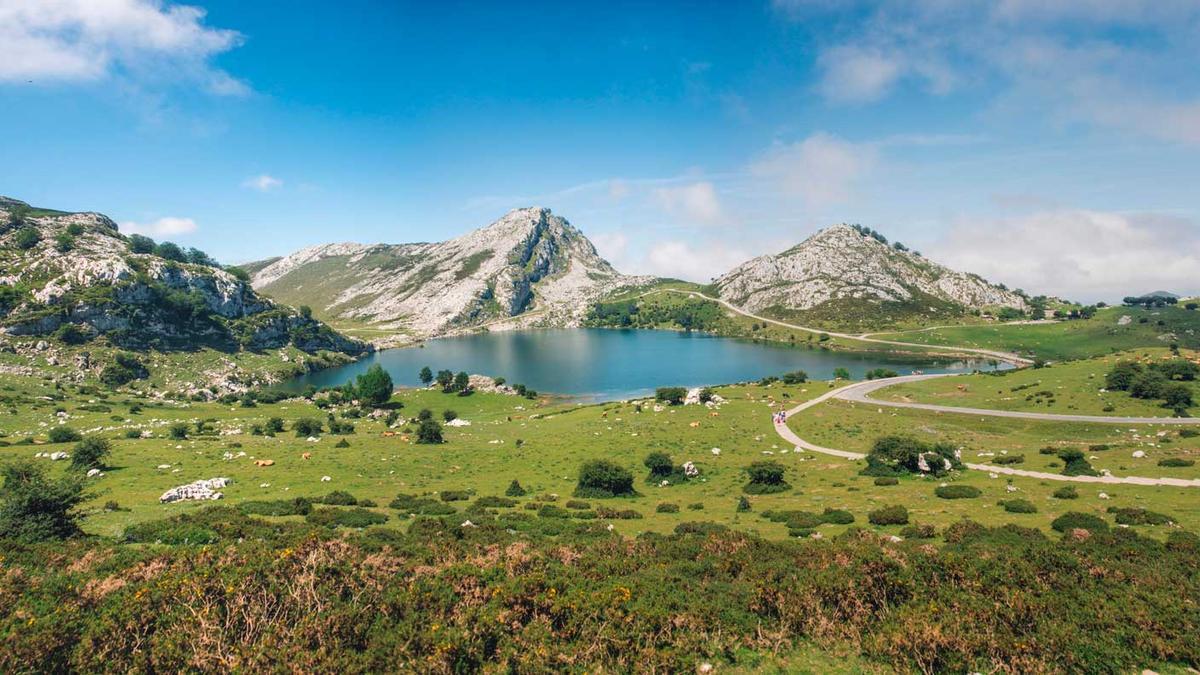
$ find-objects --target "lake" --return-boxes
[284,328,998,401]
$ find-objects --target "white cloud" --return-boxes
[652,181,723,224]
[642,240,752,283]
[751,133,877,206]
[242,174,283,192]
[817,45,902,103]
[121,216,198,237]
[589,231,629,266]
[0,0,246,94]
[928,210,1200,302]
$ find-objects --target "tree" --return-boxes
[154,241,186,262]
[418,366,433,385]
[833,367,851,380]
[354,364,394,406]
[54,322,88,345]
[1162,383,1193,412]
[128,234,156,254]
[1105,361,1142,391]
[505,479,527,497]
[453,371,470,394]
[226,266,250,282]
[1187,302,1198,311]
[643,452,673,477]
[442,409,458,422]
[298,305,313,319]
[0,461,87,542]
[781,370,808,385]
[417,408,432,421]
[655,387,687,405]
[435,369,454,391]
[48,427,81,443]
[71,437,111,470]
[575,460,635,497]
[54,233,75,252]
[417,419,443,444]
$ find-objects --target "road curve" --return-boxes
[651,289,1034,366]
[772,376,1200,487]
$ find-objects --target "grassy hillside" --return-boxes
[872,304,1200,361]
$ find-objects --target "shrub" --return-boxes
[475,496,517,508]
[998,499,1037,514]
[643,452,673,477]
[862,435,961,477]
[354,364,394,406]
[868,505,909,526]
[292,418,323,437]
[14,226,40,249]
[764,510,823,529]
[440,490,471,502]
[1052,486,1079,499]
[1038,446,1059,455]
[900,523,936,539]
[575,460,636,498]
[99,353,149,387]
[70,437,111,470]
[54,323,89,345]
[47,426,82,443]
[416,419,443,444]
[564,499,590,510]
[595,507,642,519]
[318,490,358,506]
[992,454,1024,465]
[0,461,86,542]
[1107,507,1174,526]
[442,409,458,422]
[239,498,312,517]
[736,495,751,512]
[1178,428,1199,438]
[873,476,899,486]
[306,507,388,529]
[673,521,728,535]
[505,480,527,497]
[935,485,982,499]
[781,370,808,385]
[1057,449,1099,477]
[744,461,790,494]
[1158,457,1195,467]
[388,493,456,515]
[538,504,571,518]
[265,417,285,433]
[654,387,687,405]
[124,429,141,439]
[821,508,855,525]
[687,502,704,510]
[1050,512,1109,533]
[656,503,679,513]
[334,438,350,448]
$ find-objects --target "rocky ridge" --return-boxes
[714,224,1027,316]
[250,207,653,343]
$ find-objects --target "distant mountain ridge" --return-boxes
[713,223,1027,324]
[248,207,654,343]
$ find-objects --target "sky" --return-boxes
[1,0,1199,302]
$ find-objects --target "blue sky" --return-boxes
[2,0,1199,301]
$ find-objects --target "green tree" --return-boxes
[453,371,470,393]
[0,461,87,542]
[418,366,433,385]
[1162,383,1193,412]
[643,452,674,477]
[833,367,851,380]
[354,364,394,406]
[154,241,186,262]
[127,234,156,254]
[575,460,635,498]
[71,437,111,470]
[435,369,454,391]
[14,226,40,250]
[655,387,687,405]
[416,419,443,444]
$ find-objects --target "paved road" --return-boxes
[772,376,1200,487]
[650,289,1034,366]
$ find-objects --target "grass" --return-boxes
[871,305,1200,361]
[877,348,1200,417]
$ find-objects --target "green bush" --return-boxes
[239,498,313,517]
[353,364,394,406]
[47,426,82,443]
[1050,512,1109,533]
[656,502,680,513]
[820,508,855,525]
[743,461,790,494]
[1052,486,1079,499]
[388,494,457,516]
[538,504,571,518]
[318,490,358,506]
[505,480,527,497]
[991,454,1024,465]
[868,505,909,526]
[306,507,388,529]
[873,476,899,486]
[564,499,590,510]
[654,387,687,405]
[899,523,936,539]
[998,499,1037,514]
[861,435,961,477]
[673,521,728,535]
[440,490,471,502]
[935,485,982,499]
[292,417,323,437]
[0,461,86,542]
[595,507,642,519]
[575,460,636,498]
[1178,428,1199,438]
[416,419,443,444]
[70,437,111,470]
[1057,449,1099,477]
[1158,457,1195,467]
[1107,507,1174,526]
[99,353,149,387]
[475,496,517,508]
[736,495,751,512]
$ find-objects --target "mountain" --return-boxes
[713,223,1027,326]
[249,207,652,343]
[0,196,368,365]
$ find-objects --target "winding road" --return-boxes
[638,287,1199,486]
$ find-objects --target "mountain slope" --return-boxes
[714,224,1027,328]
[0,197,369,392]
[249,207,652,343]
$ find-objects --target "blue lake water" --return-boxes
[284,328,998,401]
